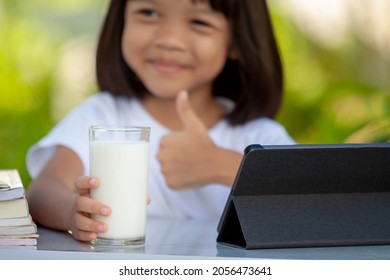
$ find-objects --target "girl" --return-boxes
[26,0,295,242]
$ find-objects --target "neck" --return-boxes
[141,89,226,131]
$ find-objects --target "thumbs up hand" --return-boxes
[157,91,218,190]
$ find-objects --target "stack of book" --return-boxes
[0,169,38,248]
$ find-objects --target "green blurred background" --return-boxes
[1,0,389,186]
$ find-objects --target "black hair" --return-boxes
[96,0,283,125]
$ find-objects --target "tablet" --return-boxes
[217,143,390,249]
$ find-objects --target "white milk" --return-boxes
[90,140,149,240]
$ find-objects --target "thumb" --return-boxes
[176,90,207,132]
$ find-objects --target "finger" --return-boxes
[68,210,108,241]
[70,228,98,242]
[75,196,111,217]
[75,176,100,196]
[176,90,207,132]
[74,213,107,234]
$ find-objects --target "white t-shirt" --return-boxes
[27,92,295,219]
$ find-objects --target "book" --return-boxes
[0,197,29,219]
[0,223,37,235]
[0,214,33,227]
[0,169,39,247]
[0,245,37,250]
[0,169,25,201]
[0,234,38,247]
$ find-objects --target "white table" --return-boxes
[1,217,390,260]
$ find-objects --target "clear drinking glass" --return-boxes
[89,125,150,246]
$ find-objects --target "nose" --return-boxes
[154,19,187,51]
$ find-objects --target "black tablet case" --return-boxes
[217,143,390,249]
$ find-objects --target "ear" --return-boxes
[228,45,239,60]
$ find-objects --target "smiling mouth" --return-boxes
[149,59,188,75]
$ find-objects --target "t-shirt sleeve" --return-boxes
[26,93,117,179]
[229,118,295,149]
[251,118,296,145]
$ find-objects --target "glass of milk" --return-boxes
[89,125,150,246]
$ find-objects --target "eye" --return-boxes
[137,9,159,19]
[191,19,212,28]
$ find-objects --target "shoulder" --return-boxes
[243,117,287,133]
[75,92,116,112]
[240,117,295,145]
[212,117,295,150]
[216,98,294,144]
[67,92,136,122]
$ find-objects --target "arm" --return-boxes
[208,146,242,187]
[26,146,111,241]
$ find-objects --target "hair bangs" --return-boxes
[191,0,235,19]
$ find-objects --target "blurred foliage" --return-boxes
[270,4,390,144]
[0,1,389,187]
[0,1,105,185]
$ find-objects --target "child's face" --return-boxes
[122,0,233,99]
